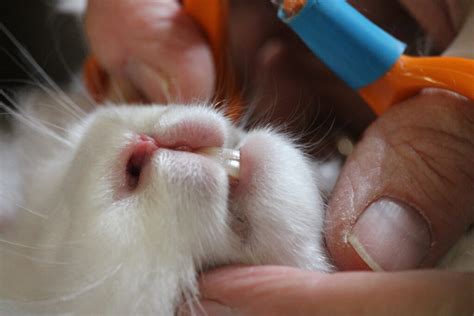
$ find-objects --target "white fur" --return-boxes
[0,87,330,314]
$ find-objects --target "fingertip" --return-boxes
[324,163,374,271]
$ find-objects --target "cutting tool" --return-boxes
[276,0,474,115]
[84,0,474,119]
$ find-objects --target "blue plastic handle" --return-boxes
[278,0,407,89]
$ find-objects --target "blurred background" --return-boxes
[0,0,87,110]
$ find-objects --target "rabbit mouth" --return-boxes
[124,133,240,192]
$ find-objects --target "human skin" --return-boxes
[178,266,474,316]
[85,0,215,104]
[86,0,474,314]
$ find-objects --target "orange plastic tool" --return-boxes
[182,0,242,122]
[279,0,474,116]
[360,55,474,115]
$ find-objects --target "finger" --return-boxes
[178,266,473,315]
[325,89,474,271]
[85,0,215,103]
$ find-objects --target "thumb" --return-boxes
[85,0,215,103]
[326,89,474,271]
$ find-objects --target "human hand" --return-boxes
[178,91,474,316]
[219,0,474,271]
[85,0,215,103]
[178,265,473,315]
[326,90,474,271]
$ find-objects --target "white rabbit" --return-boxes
[0,86,332,314]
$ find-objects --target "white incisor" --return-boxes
[197,147,241,179]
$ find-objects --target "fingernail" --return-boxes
[348,198,431,271]
[177,300,241,316]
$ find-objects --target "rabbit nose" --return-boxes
[125,134,159,190]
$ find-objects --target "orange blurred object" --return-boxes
[182,0,243,122]
[360,55,474,115]
[83,55,108,103]
[281,0,306,16]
